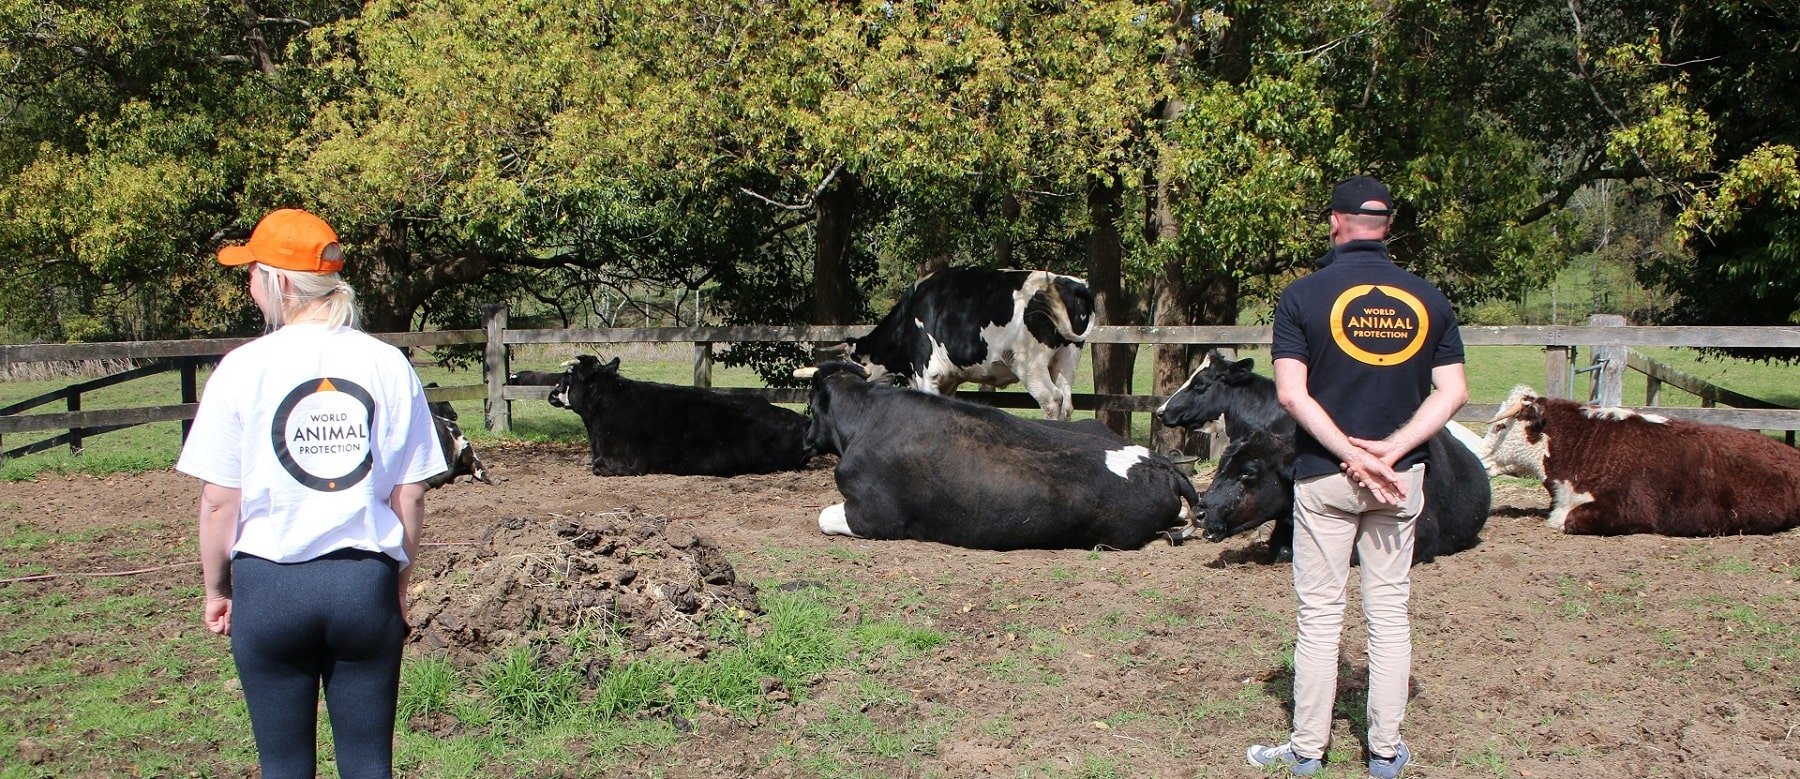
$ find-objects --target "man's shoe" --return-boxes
[1367,742,1410,779]
[1245,743,1322,775]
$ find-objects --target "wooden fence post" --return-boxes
[693,342,713,388]
[483,304,511,433]
[66,391,82,454]
[1590,314,1627,406]
[179,358,198,442]
[1544,346,1573,399]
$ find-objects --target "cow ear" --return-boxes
[603,357,621,373]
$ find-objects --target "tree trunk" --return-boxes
[1086,176,1135,436]
[918,209,953,277]
[812,170,860,326]
[357,218,421,333]
[1147,100,1198,458]
[993,192,1019,267]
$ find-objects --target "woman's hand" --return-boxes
[204,594,232,636]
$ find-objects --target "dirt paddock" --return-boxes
[4,441,1797,777]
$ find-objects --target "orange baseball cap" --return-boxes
[217,208,345,273]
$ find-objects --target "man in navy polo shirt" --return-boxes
[1246,176,1468,778]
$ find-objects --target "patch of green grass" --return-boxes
[981,652,1064,688]
[0,582,254,776]
[853,620,946,660]
[1190,690,1251,723]
[1704,556,1758,575]
[796,681,953,764]
[1713,604,1800,675]
[1552,574,1591,619]
[978,714,1018,740]
[480,645,583,724]
[398,655,458,720]
[1460,740,1512,777]
[1071,754,1123,779]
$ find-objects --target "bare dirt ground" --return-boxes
[4,441,1798,778]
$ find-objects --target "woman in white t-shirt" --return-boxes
[177,208,447,779]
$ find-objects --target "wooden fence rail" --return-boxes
[5,311,1799,460]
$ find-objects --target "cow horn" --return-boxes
[560,358,579,368]
[793,366,819,379]
[1490,398,1526,422]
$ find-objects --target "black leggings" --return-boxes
[230,549,406,779]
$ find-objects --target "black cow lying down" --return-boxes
[797,362,1199,551]
[422,391,492,489]
[1198,426,1489,565]
[550,355,813,476]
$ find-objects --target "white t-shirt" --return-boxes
[176,323,448,567]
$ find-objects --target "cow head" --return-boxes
[1154,350,1255,429]
[794,361,869,457]
[550,355,621,410]
[842,337,906,387]
[1198,430,1295,542]
[1479,385,1549,480]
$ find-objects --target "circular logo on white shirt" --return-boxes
[270,378,375,491]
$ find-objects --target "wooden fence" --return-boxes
[4,308,1799,459]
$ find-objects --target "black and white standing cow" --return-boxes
[848,266,1095,421]
[422,391,493,489]
[549,355,813,476]
[796,361,1199,550]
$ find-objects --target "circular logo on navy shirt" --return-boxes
[270,378,375,491]
[1329,285,1430,366]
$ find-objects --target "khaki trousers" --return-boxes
[1288,465,1426,760]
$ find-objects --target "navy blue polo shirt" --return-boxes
[1271,240,1465,479]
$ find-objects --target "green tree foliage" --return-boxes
[3,0,1799,355]
[0,1,355,340]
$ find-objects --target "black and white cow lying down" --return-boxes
[550,355,813,476]
[849,266,1095,421]
[422,391,492,489]
[797,362,1198,551]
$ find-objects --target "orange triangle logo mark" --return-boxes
[317,378,337,393]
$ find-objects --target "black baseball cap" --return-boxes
[1328,175,1394,216]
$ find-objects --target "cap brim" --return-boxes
[218,245,257,267]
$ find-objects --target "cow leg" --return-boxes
[818,503,861,538]
[1267,517,1295,563]
[924,370,960,397]
[1048,344,1080,420]
[1013,351,1071,421]
[1546,479,1596,533]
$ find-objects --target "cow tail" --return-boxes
[1175,465,1200,516]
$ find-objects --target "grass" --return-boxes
[0,527,953,779]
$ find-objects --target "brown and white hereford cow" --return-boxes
[1479,385,1800,536]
